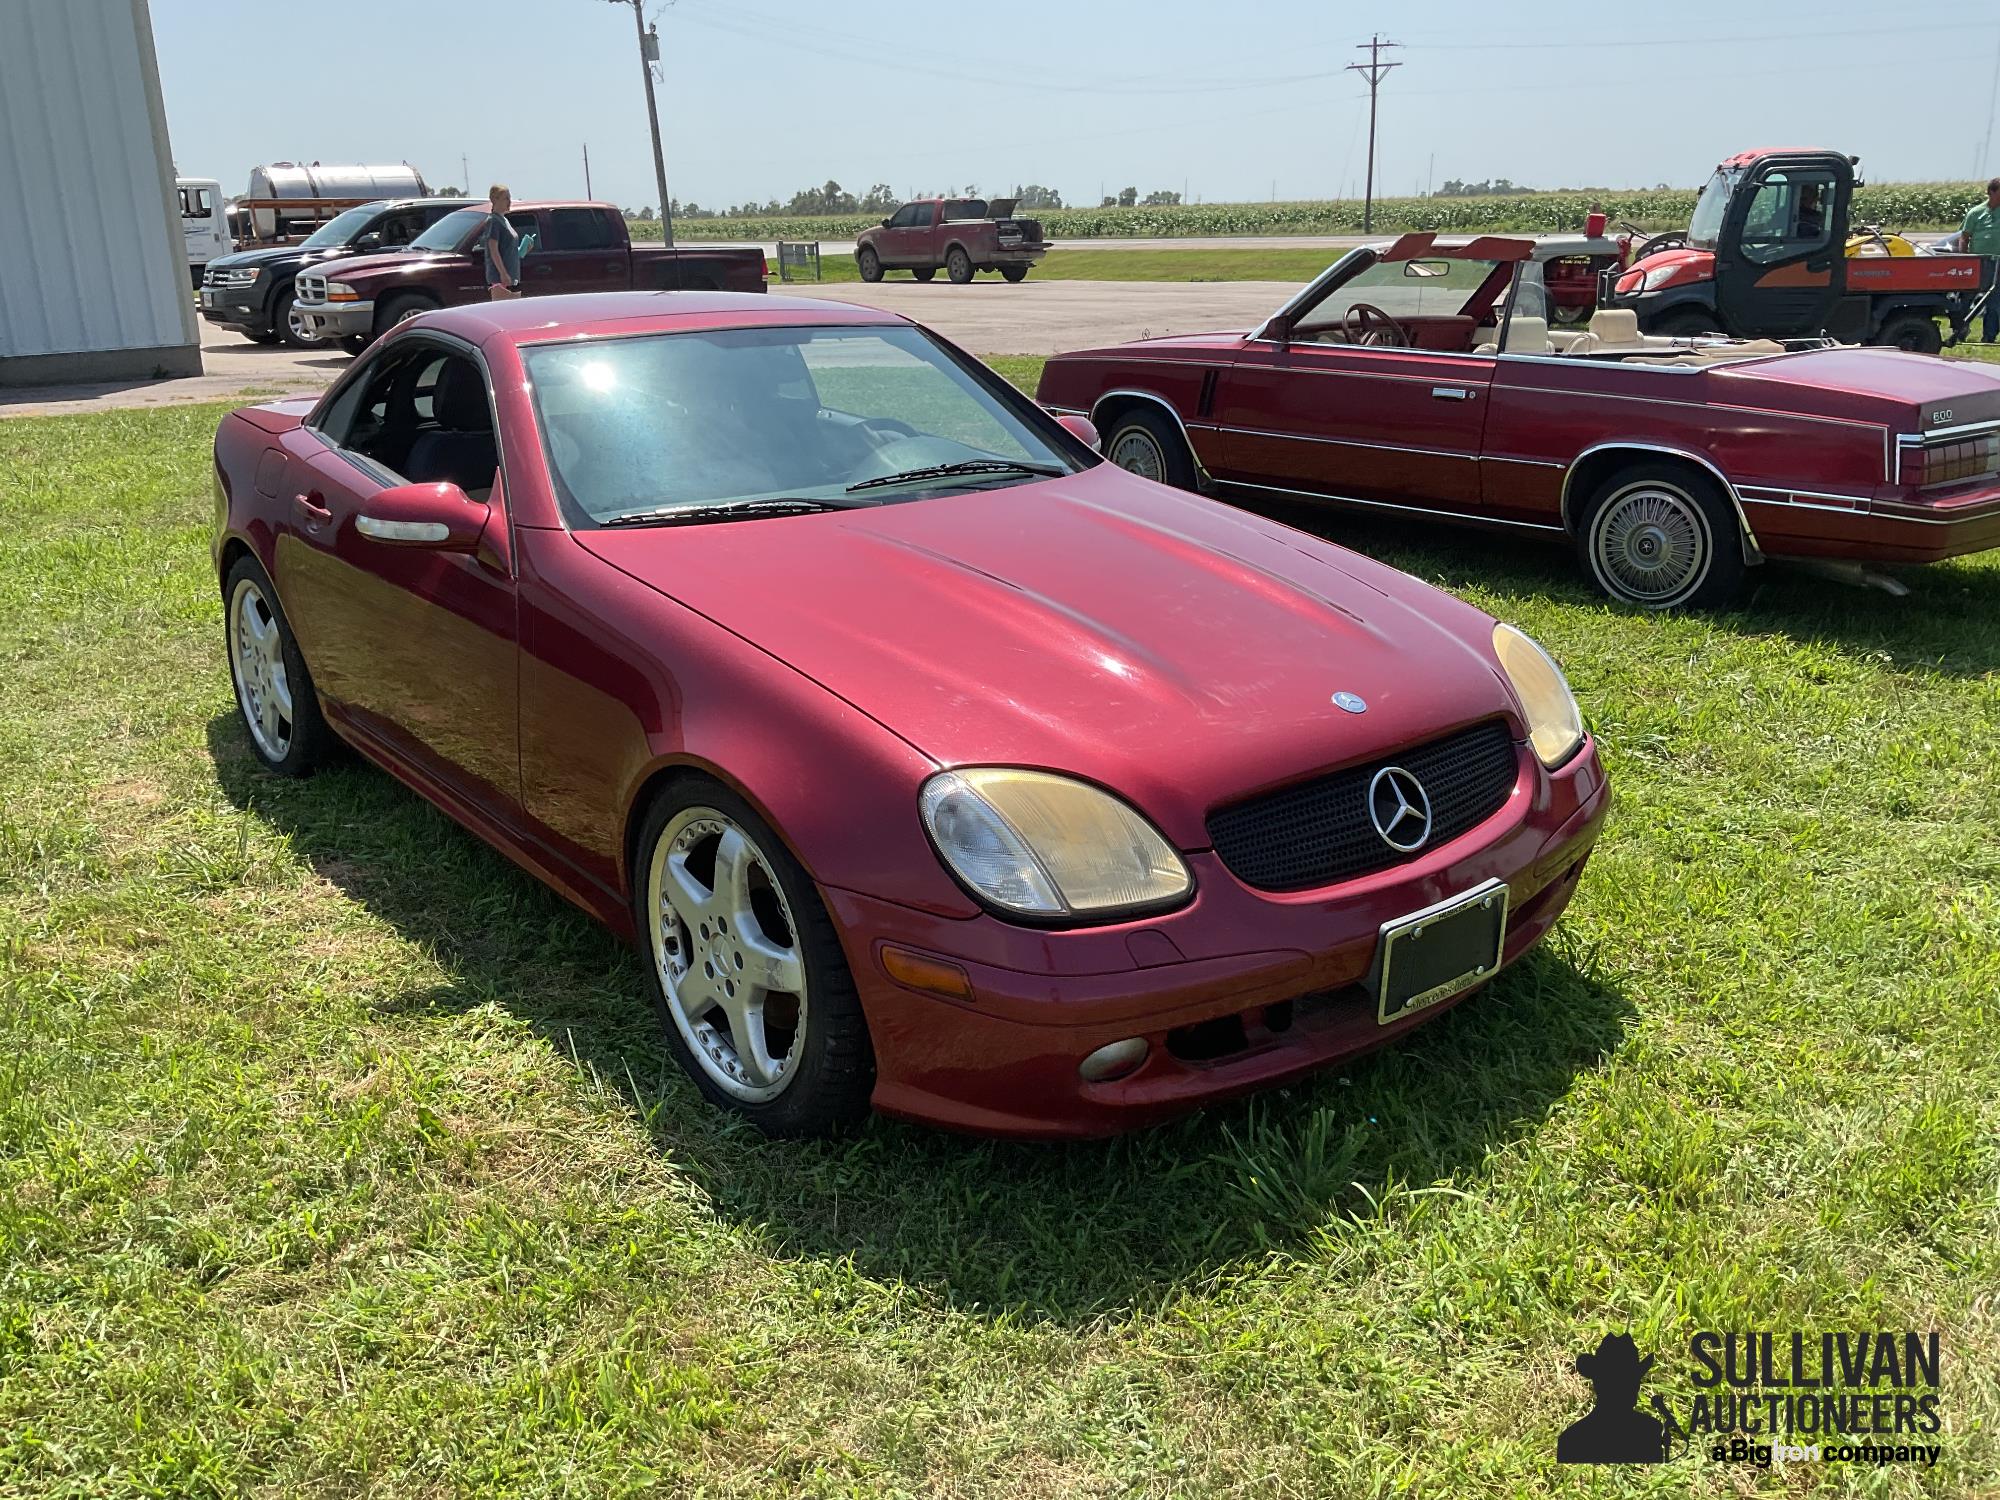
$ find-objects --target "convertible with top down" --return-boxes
[1037,233,2000,608]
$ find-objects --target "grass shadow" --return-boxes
[208,711,1632,1322]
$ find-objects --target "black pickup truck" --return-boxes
[198,197,481,348]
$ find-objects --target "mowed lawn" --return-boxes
[1,387,1997,1498]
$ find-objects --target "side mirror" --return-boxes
[1055,413,1101,452]
[355,481,489,551]
[881,218,893,228]
[354,231,382,251]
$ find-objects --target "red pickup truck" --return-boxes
[854,198,1047,284]
[293,201,765,349]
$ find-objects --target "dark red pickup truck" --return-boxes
[854,198,1048,284]
[293,201,766,348]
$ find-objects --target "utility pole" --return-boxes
[583,142,592,199]
[608,0,674,246]
[1346,35,1401,233]
[460,153,469,194]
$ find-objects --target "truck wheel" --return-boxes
[1576,461,1745,611]
[1875,313,1943,356]
[1000,265,1028,283]
[911,267,936,282]
[856,247,883,283]
[1651,307,1720,338]
[946,246,974,284]
[274,288,321,349]
[1104,408,1198,491]
[375,293,437,339]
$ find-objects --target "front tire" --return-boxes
[339,334,371,357]
[946,246,973,284]
[1875,312,1943,355]
[1576,462,1746,610]
[375,292,437,339]
[633,781,874,1137]
[224,556,334,776]
[856,247,883,283]
[1103,407,1198,491]
[274,287,321,349]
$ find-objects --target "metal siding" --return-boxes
[0,0,196,360]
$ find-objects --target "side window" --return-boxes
[180,186,212,217]
[890,203,927,229]
[1739,170,1837,264]
[509,211,542,258]
[547,207,619,251]
[378,211,425,247]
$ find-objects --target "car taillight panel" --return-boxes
[1907,432,2000,488]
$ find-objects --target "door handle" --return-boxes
[293,490,331,524]
[1431,386,1476,401]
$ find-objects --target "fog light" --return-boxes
[1078,1037,1148,1082]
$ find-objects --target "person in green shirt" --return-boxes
[1957,177,2000,342]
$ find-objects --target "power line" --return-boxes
[1346,35,1400,233]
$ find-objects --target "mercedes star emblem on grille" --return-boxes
[1332,691,1368,714]
[1367,765,1433,852]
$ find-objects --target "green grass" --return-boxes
[1,392,1997,1496]
[781,246,1338,287]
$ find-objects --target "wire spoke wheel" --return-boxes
[1591,484,1709,604]
[229,577,294,760]
[1108,426,1167,483]
[647,808,809,1103]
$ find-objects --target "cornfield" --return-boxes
[647,183,1986,243]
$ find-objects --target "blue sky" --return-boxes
[154,0,2000,210]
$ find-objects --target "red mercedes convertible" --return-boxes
[214,292,1607,1138]
[1037,234,2000,609]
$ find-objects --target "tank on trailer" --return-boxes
[241,162,428,237]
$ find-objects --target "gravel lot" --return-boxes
[0,278,1302,416]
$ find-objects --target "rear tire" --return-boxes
[1000,265,1028,283]
[632,779,875,1138]
[946,246,973,284]
[375,292,437,339]
[856,247,883,283]
[1575,461,1746,610]
[1875,312,1943,356]
[911,266,936,282]
[1103,407,1198,491]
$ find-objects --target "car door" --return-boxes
[1715,154,1850,336]
[272,335,522,819]
[1211,339,1494,510]
[535,207,631,294]
[877,203,932,267]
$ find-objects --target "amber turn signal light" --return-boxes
[879,945,975,1002]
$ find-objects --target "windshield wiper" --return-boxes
[599,497,863,528]
[845,458,1065,494]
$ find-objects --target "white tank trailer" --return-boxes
[242,162,428,236]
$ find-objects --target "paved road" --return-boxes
[1,277,1305,416]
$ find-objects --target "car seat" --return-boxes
[403,358,498,497]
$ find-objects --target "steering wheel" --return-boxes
[1342,302,1410,348]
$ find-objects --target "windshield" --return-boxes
[1292,254,1504,337]
[525,325,1079,526]
[1686,168,1739,250]
[300,205,381,250]
[411,207,487,252]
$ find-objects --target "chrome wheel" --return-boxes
[647,808,809,1103]
[285,305,322,345]
[1591,483,1709,604]
[229,577,294,760]
[1108,424,1167,482]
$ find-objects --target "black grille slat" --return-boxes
[1207,721,1518,891]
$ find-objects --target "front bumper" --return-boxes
[198,284,269,334]
[294,300,375,340]
[831,737,1610,1137]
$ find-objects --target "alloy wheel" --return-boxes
[647,808,809,1103]
[229,577,294,759]
[1591,483,1709,604]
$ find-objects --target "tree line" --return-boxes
[617,181,1198,220]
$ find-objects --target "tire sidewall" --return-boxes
[1578,463,1744,610]
[1106,409,1196,490]
[223,555,327,775]
[857,247,882,282]
[946,247,972,284]
[630,779,873,1136]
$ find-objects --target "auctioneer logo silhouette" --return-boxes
[1558,1333,1676,1464]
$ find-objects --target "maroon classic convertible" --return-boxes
[1037,233,2000,608]
[213,291,1606,1138]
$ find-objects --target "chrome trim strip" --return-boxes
[1213,477,1566,533]
[1480,453,1567,469]
[1237,359,1498,386]
[1899,419,2000,442]
[1867,499,2000,525]
[1557,441,1761,558]
[1088,388,1213,483]
[1738,485,1873,508]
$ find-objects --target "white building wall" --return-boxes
[0,0,199,383]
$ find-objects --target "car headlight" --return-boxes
[1640,263,1684,292]
[324,281,360,302]
[1492,623,1585,769]
[224,267,262,286]
[918,768,1191,920]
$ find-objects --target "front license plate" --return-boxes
[1371,879,1509,1024]
[200,290,217,308]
